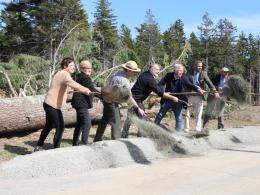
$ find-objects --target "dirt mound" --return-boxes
[0,138,162,179]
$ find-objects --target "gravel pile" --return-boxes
[1,125,260,180]
[0,138,162,179]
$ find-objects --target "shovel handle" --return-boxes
[69,91,101,96]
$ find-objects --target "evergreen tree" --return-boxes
[118,24,140,64]
[0,0,89,60]
[163,19,186,62]
[234,32,249,76]
[28,0,89,58]
[120,24,134,50]
[92,0,119,69]
[135,9,164,68]
[0,2,34,60]
[188,32,203,69]
[198,12,215,73]
[212,18,237,73]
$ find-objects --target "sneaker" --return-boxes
[183,128,190,133]
[33,146,43,152]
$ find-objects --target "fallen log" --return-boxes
[0,95,103,135]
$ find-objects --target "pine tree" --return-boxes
[92,0,119,69]
[188,32,203,69]
[118,24,140,64]
[0,0,89,60]
[234,32,249,76]
[28,0,89,58]
[163,19,186,62]
[135,9,164,68]
[120,24,134,50]
[0,2,34,60]
[198,12,215,73]
[213,18,237,73]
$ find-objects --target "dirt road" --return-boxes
[1,143,260,195]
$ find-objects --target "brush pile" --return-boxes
[101,85,131,104]
[131,116,179,153]
[225,75,250,103]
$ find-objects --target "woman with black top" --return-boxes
[71,60,100,146]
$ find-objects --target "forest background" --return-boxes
[0,0,259,99]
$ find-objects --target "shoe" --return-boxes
[201,129,210,135]
[121,132,128,138]
[183,128,190,133]
[33,146,43,152]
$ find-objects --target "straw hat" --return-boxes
[122,61,141,72]
[221,67,229,72]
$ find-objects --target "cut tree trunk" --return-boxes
[0,95,103,135]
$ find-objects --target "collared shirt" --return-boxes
[193,71,200,87]
[171,74,182,93]
[218,76,226,88]
[110,70,131,90]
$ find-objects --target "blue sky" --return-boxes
[1,0,260,38]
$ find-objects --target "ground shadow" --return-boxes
[0,129,40,138]
[119,140,151,165]
[171,144,187,154]
[24,141,53,150]
[230,135,242,143]
[61,138,73,145]
[4,145,31,155]
[220,148,260,154]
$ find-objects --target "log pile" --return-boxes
[0,95,103,135]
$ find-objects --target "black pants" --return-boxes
[37,103,64,148]
[73,107,91,145]
[94,102,121,142]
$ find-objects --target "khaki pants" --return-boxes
[185,96,204,131]
[94,102,121,142]
[203,95,225,129]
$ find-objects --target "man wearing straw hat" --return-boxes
[94,61,141,142]
[184,60,219,132]
[203,66,230,130]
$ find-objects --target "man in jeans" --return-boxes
[184,61,219,132]
[154,64,204,132]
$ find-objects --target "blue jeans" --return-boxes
[154,100,183,131]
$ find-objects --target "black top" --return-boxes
[211,74,223,90]
[159,72,199,104]
[71,73,99,109]
[131,71,164,102]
